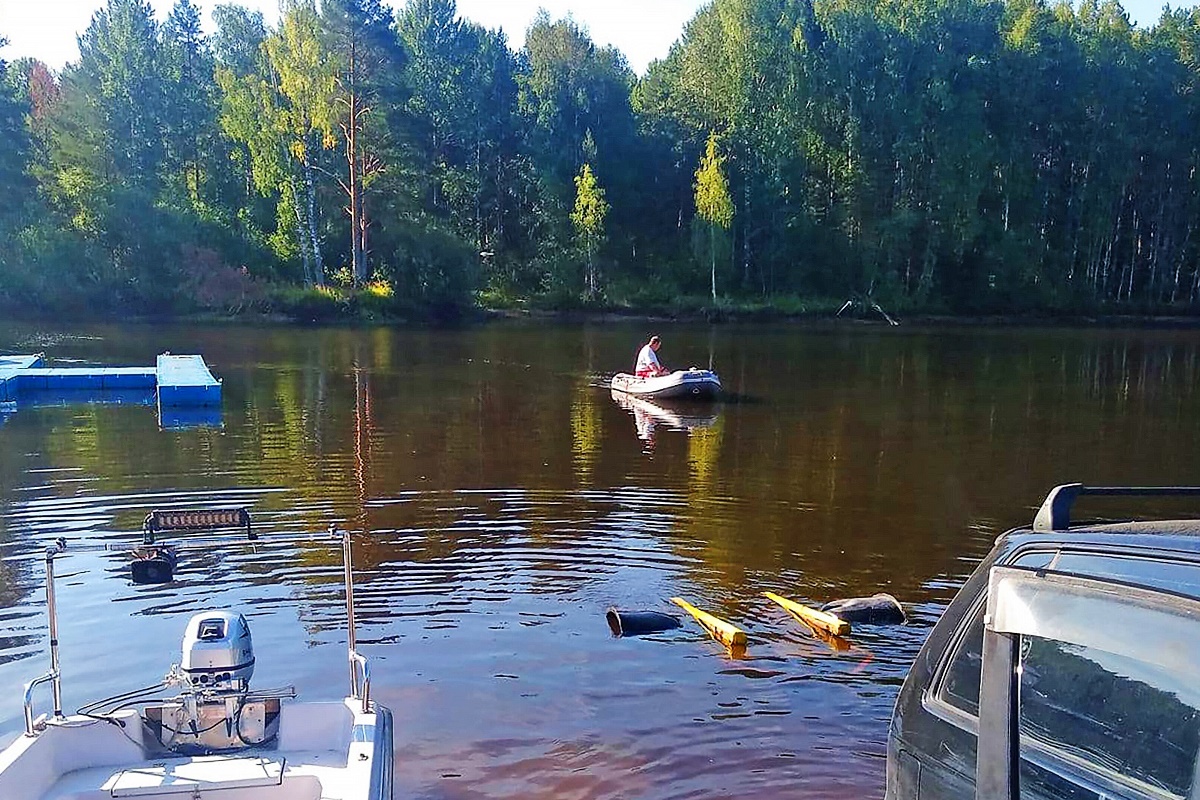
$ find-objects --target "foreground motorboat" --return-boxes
[0,510,392,800]
[610,368,721,400]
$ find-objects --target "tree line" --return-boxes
[2,0,1199,320]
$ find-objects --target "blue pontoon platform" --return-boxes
[0,353,222,407]
[154,354,221,407]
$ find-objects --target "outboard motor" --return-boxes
[141,611,280,754]
[181,611,255,691]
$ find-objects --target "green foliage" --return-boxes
[570,163,609,298]
[0,43,33,227]
[694,134,733,229]
[0,223,94,316]
[7,0,1200,319]
[321,0,406,285]
[161,0,219,209]
[398,0,523,275]
[694,133,734,302]
[385,221,480,316]
[269,284,347,322]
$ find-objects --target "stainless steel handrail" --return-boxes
[338,523,372,714]
[44,541,64,721]
[22,670,59,736]
[349,650,371,714]
[23,539,69,735]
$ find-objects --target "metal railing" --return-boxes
[23,539,66,736]
[349,650,372,714]
[18,523,377,734]
[339,523,373,714]
[22,670,59,736]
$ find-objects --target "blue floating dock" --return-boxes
[0,353,221,408]
[155,354,221,407]
[0,354,44,402]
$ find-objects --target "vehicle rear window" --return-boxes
[941,606,985,716]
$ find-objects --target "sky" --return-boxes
[0,0,1186,76]
[0,0,708,75]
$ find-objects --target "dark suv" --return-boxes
[887,484,1200,800]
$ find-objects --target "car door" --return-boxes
[908,548,1200,800]
[976,565,1200,800]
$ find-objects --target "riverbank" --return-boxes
[5,290,1200,328]
[484,307,1200,331]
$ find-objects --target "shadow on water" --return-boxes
[712,390,763,405]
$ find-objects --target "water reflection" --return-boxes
[2,322,1200,798]
[609,389,721,454]
[158,406,224,430]
[0,388,224,431]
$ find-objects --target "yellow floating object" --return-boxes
[764,591,852,637]
[670,597,747,650]
[812,626,853,653]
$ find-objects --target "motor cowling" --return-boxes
[181,611,255,691]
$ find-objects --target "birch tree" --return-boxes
[694,133,733,304]
[571,162,608,299]
[216,0,336,286]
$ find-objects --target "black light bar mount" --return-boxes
[142,508,253,544]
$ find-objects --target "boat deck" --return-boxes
[43,750,358,800]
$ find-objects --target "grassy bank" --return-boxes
[5,282,1200,328]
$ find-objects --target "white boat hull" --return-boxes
[0,698,391,800]
[610,369,721,400]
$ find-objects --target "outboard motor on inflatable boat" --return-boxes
[181,611,255,691]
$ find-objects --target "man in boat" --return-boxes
[635,335,670,378]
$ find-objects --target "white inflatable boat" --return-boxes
[610,369,721,400]
[0,511,392,800]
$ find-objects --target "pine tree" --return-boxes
[322,0,405,286]
[161,0,217,208]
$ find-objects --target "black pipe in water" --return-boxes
[606,608,682,637]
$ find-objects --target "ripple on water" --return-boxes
[0,484,912,798]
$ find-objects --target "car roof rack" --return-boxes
[1033,483,1200,532]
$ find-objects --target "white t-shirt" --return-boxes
[635,343,662,373]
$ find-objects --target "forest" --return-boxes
[2,0,1200,320]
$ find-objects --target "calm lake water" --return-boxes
[2,320,1200,799]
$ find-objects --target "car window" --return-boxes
[939,550,1055,716]
[937,550,1200,718]
[1019,634,1200,798]
[940,609,984,715]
